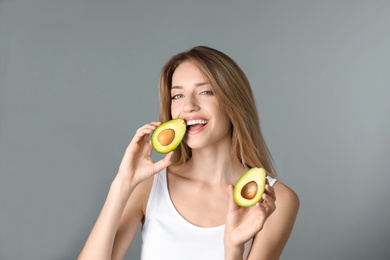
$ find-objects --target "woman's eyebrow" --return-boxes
[171,82,210,89]
[195,82,210,87]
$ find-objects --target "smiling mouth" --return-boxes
[186,119,208,131]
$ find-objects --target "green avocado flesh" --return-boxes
[151,118,186,154]
[233,167,267,207]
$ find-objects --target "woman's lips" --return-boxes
[187,123,207,134]
[185,118,208,135]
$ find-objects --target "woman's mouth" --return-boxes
[186,119,208,133]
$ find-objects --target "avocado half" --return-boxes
[151,118,186,154]
[233,167,267,207]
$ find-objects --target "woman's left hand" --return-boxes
[224,183,276,251]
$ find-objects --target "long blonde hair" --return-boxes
[158,46,276,177]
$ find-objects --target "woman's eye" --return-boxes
[200,90,213,95]
[171,94,183,100]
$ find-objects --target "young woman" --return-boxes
[79,46,299,260]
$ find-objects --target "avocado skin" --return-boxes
[233,167,267,207]
[151,118,186,154]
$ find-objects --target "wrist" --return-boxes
[224,244,244,260]
[111,176,136,198]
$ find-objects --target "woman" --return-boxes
[79,46,299,260]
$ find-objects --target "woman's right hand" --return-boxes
[116,121,174,188]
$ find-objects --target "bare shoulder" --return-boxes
[266,180,300,239]
[247,180,299,259]
[273,180,300,211]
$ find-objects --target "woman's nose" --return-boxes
[183,96,200,113]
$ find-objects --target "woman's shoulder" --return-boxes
[258,180,299,246]
[273,180,300,212]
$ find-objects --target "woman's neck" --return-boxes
[177,143,246,186]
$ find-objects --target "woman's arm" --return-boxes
[111,176,154,259]
[78,122,173,259]
[224,183,278,260]
[247,182,300,260]
[78,178,136,260]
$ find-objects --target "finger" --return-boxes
[261,193,276,213]
[136,127,153,136]
[144,139,154,156]
[135,125,155,137]
[136,121,160,133]
[150,121,161,126]
[129,129,153,150]
[264,184,276,202]
[137,122,162,144]
[153,151,174,173]
[228,184,240,211]
[262,192,274,203]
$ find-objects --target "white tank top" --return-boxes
[140,169,277,260]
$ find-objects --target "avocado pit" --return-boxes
[157,129,175,146]
[241,181,258,200]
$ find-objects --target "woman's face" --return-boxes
[170,61,231,150]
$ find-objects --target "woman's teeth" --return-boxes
[186,120,208,126]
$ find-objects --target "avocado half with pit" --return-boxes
[151,118,186,154]
[233,167,267,207]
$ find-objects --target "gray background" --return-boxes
[1,0,389,259]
